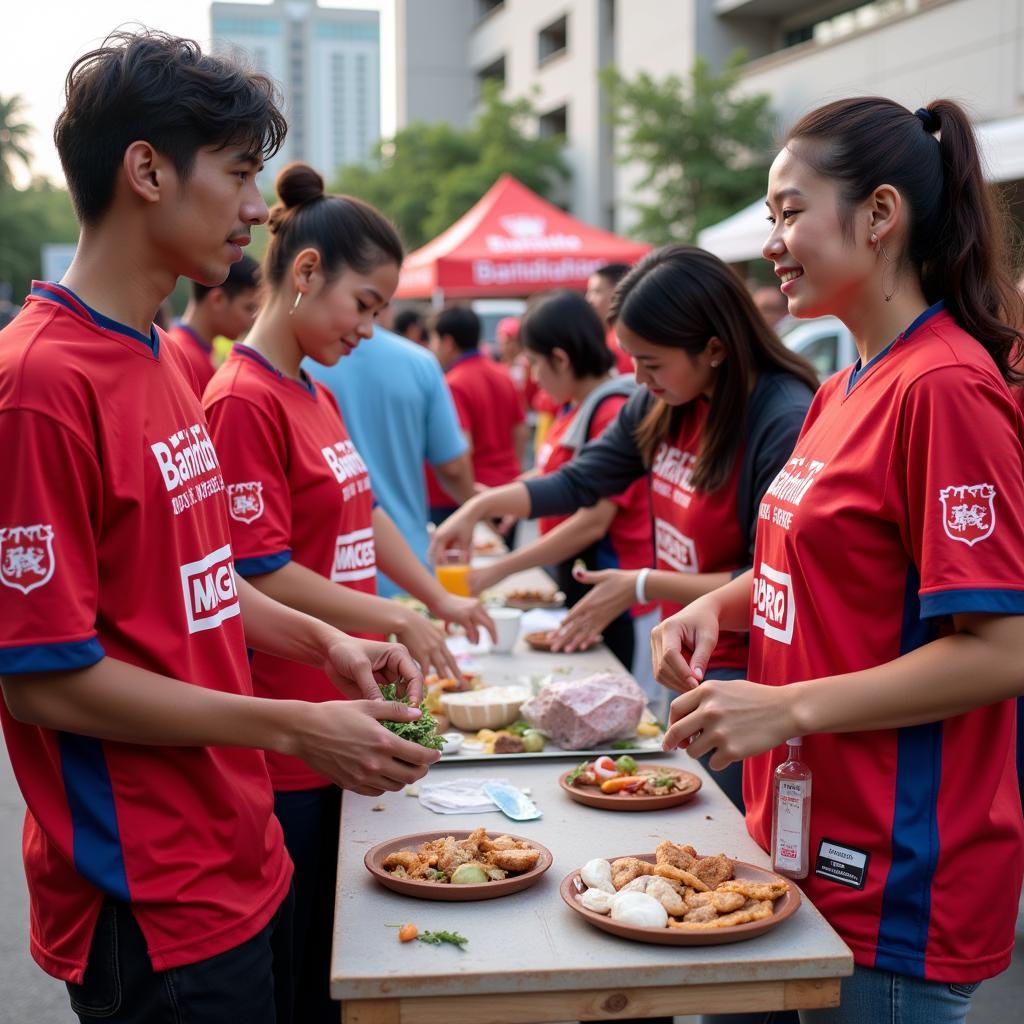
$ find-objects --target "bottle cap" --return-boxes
[786,736,802,746]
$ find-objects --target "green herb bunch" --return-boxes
[379,681,445,750]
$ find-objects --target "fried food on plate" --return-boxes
[485,848,540,872]
[653,863,710,892]
[717,879,789,901]
[691,854,734,889]
[620,875,688,916]
[684,889,746,913]
[655,841,698,872]
[611,857,658,890]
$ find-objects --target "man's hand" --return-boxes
[288,700,441,795]
[322,636,424,703]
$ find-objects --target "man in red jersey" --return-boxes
[586,262,635,376]
[165,254,262,393]
[427,305,526,527]
[0,30,437,1024]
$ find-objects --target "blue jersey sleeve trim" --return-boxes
[0,637,105,675]
[234,550,292,576]
[920,589,1024,619]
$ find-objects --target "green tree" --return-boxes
[0,94,33,189]
[602,53,774,245]
[333,81,569,250]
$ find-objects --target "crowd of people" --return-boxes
[1,27,1023,1024]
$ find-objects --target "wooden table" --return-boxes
[331,597,853,1022]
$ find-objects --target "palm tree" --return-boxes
[0,95,33,188]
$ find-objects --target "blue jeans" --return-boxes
[800,965,980,1024]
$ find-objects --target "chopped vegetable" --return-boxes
[593,755,619,780]
[450,863,489,884]
[600,775,646,794]
[398,923,418,942]
[650,774,677,789]
[378,682,445,749]
[418,929,468,950]
[506,718,531,736]
[521,729,545,753]
[565,759,590,785]
[614,755,638,774]
[612,739,635,750]
[636,721,661,737]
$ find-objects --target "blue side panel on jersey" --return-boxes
[0,637,105,674]
[58,733,131,901]
[875,565,942,976]
[234,550,292,576]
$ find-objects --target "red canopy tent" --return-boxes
[394,174,651,301]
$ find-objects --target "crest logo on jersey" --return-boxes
[228,482,264,524]
[0,524,55,595]
[752,562,795,645]
[179,544,240,634]
[654,518,699,574]
[939,483,996,546]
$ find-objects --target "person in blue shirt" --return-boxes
[306,326,475,595]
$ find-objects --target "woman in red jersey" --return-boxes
[205,162,493,1024]
[654,99,1024,1023]
[430,246,818,811]
[467,290,656,672]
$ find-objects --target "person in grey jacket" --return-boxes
[430,245,819,812]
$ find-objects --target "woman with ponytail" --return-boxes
[430,245,818,809]
[203,163,493,1023]
[654,98,1024,1022]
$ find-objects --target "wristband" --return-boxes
[635,568,651,604]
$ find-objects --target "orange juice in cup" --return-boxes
[436,549,470,596]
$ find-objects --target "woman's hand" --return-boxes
[662,679,798,769]
[550,567,635,653]
[468,560,503,597]
[651,601,722,694]
[393,608,463,681]
[321,637,424,703]
[427,499,486,565]
[430,593,497,645]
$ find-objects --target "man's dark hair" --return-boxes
[54,29,287,225]
[593,262,631,286]
[394,310,424,337]
[192,254,261,302]
[433,306,480,351]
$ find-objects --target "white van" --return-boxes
[781,316,857,380]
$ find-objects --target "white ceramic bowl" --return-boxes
[439,731,465,756]
[440,686,531,731]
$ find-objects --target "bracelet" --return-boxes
[635,568,651,604]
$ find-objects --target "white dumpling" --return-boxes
[577,887,615,914]
[580,858,615,894]
[609,891,669,928]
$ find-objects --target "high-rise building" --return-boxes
[211,0,381,181]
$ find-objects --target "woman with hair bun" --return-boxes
[655,98,1024,1022]
[204,162,494,1023]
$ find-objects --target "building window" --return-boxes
[475,55,506,94]
[476,0,505,20]
[538,104,568,139]
[538,14,568,66]
[783,0,920,51]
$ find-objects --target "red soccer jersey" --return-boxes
[447,351,524,487]
[0,283,290,983]
[165,321,216,395]
[746,304,1024,982]
[649,397,748,669]
[204,345,377,791]
[536,395,655,617]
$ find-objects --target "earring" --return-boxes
[869,233,878,246]
[877,243,896,303]
[290,292,303,316]
[710,360,721,368]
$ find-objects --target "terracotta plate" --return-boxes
[364,830,553,902]
[561,855,800,945]
[524,630,600,652]
[503,592,565,611]
[559,766,702,811]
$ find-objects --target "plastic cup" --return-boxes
[489,607,523,653]
[436,548,470,596]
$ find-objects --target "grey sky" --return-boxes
[3,0,394,186]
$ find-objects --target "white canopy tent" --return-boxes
[698,114,1024,263]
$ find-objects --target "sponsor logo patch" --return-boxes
[331,527,376,583]
[180,544,240,634]
[150,422,219,493]
[751,561,795,645]
[0,524,55,594]
[654,517,699,573]
[321,439,369,486]
[228,482,265,524]
[939,483,996,546]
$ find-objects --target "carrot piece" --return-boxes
[398,923,419,942]
[599,775,646,794]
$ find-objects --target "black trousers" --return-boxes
[68,888,294,1024]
